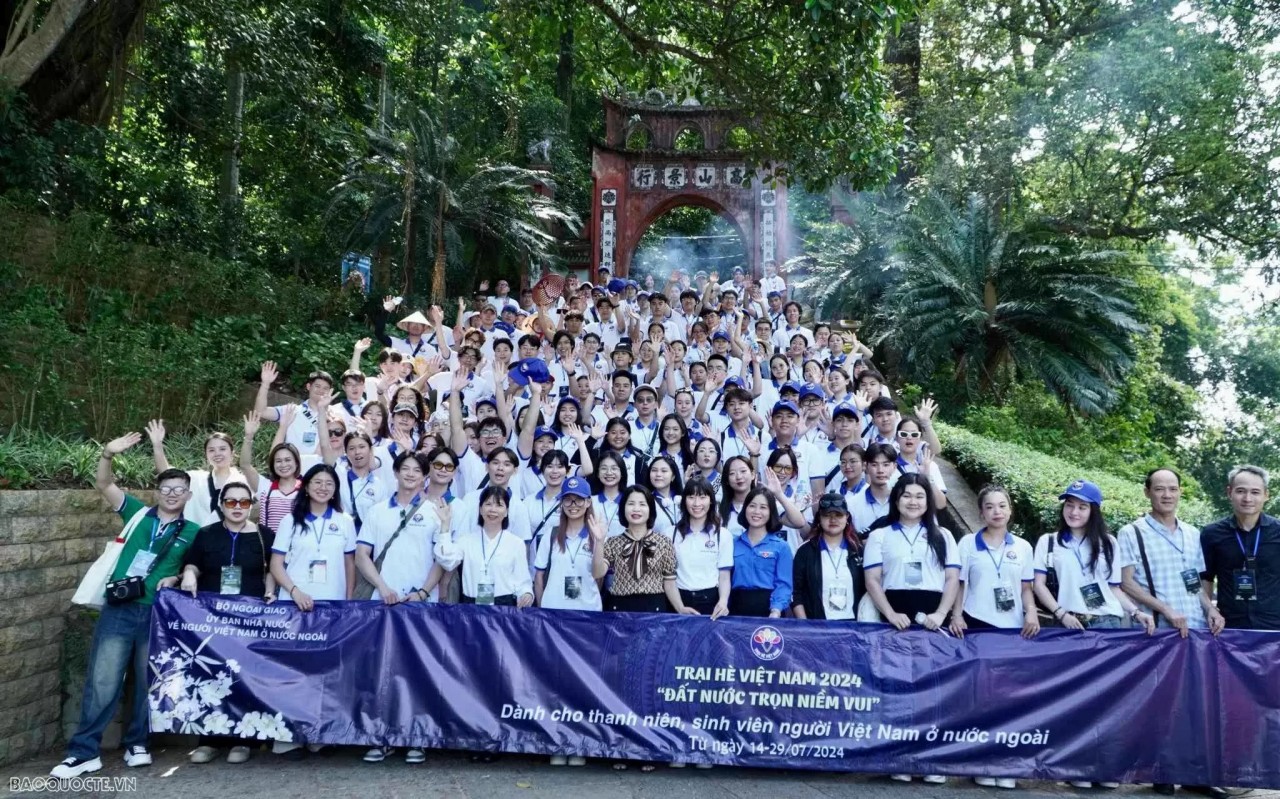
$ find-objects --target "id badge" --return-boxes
[1080,582,1105,610]
[905,561,923,586]
[125,550,157,579]
[559,385,569,398]
[220,565,242,595]
[307,559,328,584]
[564,575,582,600]
[477,582,496,605]
[1234,569,1257,601]
[1180,568,1201,594]
[827,586,848,610]
[994,585,1015,612]
[302,430,317,446]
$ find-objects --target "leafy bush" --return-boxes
[937,422,1216,540]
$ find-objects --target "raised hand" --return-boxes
[354,337,373,354]
[479,280,490,293]
[564,422,586,441]
[260,360,279,386]
[429,305,445,326]
[915,397,938,423]
[764,468,784,495]
[853,389,872,411]
[435,499,452,530]
[451,368,469,392]
[243,411,261,438]
[383,295,397,312]
[587,513,607,544]
[145,419,166,447]
[103,432,142,457]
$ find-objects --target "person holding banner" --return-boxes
[668,477,732,618]
[598,486,679,614]
[441,485,534,608]
[791,494,864,621]
[1200,465,1278,632]
[534,476,603,619]
[950,485,1039,644]
[730,486,794,618]
[177,481,271,766]
[270,464,357,610]
[51,434,200,780]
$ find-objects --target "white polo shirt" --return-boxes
[357,495,446,601]
[272,401,324,457]
[652,493,681,539]
[454,528,534,600]
[863,523,959,592]
[272,509,357,601]
[957,531,1035,627]
[1034,532,1127,616]
[593,493,627,538]
[336,454,396,530]
[534,529,602,611]
[718,423,760,464]
[850,485,893,535]
[673,524,734,591]
[760,435,814,483]
[895,456,948,494]
[519,487,564,553]
[771,325,814,351]
[630,417,664,459]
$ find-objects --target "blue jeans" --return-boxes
[67,601,152,760]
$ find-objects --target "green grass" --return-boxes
[937,421,1217,539]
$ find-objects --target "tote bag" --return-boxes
[71,506,151,609]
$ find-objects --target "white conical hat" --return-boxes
[396,311,430,331]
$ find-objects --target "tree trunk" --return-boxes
[883,18,920,187]
[219,57,245,259]
[430,192,446,302]
[17,0,148,129]
[376,61,390,134]
[0,0,90,88]
[555,0,574,129]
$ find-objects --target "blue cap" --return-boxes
[607,278,628,294]
[724,376,746,389]
[493,321,515,334]
[501,303,519,314]
[711,331,731,342]
[1059,479,1103,505]
[509,357,553,387]
[771,400,801,417]
[831,402,859,420]
[556,395,581,409]
[781,380,803,395]
[627,279,640,289]
[475,395,498,409]
[534,426,557,441]
[732,266,745,274]
[800,382,825,400]
[767,290,782,298]
[559,476,592,499]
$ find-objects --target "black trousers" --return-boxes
[680,587,719,615]
[729,588,773,617]
[461,594,517,606]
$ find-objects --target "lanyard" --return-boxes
[481,531,505,574]
[823,541,847,576]
[1144,515,1186,557]
[1064,535,1093,576]
[978,530,1006,578]
[597,493,619,530]
[895,523,924,553]
[566,534,587,567]
[147,517,167,550]
[227,527,241,566]
[1236,524,1262,560]
[305,510,331,547]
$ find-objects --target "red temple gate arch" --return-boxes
[590,94,788,280]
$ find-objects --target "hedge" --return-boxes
[937,421,1217,540]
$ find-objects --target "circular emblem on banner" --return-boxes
[750,626,784,661]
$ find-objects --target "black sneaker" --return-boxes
[50,756,102,778]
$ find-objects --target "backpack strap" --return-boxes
[1133,526,1162,627]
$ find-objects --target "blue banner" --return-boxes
[147,591,1280,786]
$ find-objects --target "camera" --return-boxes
[105,576,145,605]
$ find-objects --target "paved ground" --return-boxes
[5,746,1277,799]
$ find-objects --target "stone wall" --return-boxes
[0,490,131,767]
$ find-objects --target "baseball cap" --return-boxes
[771,400,801,417]
[1059,479,1103,506]
[817,493,850,516]
[606,278,628,294]
[534,426,557,442]
[711,331,731,342]
[781,381,803,395]
[509,358,554,386]
[800,382,825,401]
[392,403,419,419]
[832,402,859,420]
[560,476,592,499]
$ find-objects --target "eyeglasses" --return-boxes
[157,486,189,497]
[479,429,503,438]
[222,498,253,509]
[562,496,587,506]
[771,465,795,474]
[431,462,457,473]
[898,430,922,439]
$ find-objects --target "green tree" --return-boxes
[333,110,578,300]
[881,192,1146,415]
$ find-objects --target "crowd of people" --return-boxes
[53,266,1277,796]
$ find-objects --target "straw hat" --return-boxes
[396,311,430,331]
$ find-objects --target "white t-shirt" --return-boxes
[272,510,357,601]
[819,539,858,621]
[863,523,959,592]
[449,486,531,542]
[335,455,396,531]
[357,495,446,600]
[958,532,1035,627]
[534,529,602,611]
[455,528,534,600]
[652,493,681,539]
[850,485,893,535]
[272,402,324,457]
[1034,532,1127,617]
[673,524,734,591]
[520,488,565,555]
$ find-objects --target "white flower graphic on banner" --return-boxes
[148,636,294,742]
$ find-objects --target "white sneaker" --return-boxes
[123,746,152,767]
[549,755,568,766]
[189,746,219,764]
[975,777,998,787]
[50,757,101,778]
[227,746,251,764]
[891,774,913,782]
[1099,783,1120,789]
[405,748,425,764]
[996,778,1017,789]
[362,746,391,763]
[567,756,586,766]
[1070,782,1094,789]
[923,775,948,784]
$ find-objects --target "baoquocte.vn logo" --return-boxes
[10,776,137,793]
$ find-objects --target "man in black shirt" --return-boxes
[1201,465,1278,631]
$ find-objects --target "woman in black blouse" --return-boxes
[176,481,273,765]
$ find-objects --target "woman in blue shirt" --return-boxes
[730,487,794,617]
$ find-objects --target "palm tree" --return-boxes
[332,110,578,299]
[882,192,1146,415]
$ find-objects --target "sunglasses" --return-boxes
[157,486,189,497]
[222,498,253,509]
[898,430,923,439]
[328,429,345,437]
[431,462,457,473]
